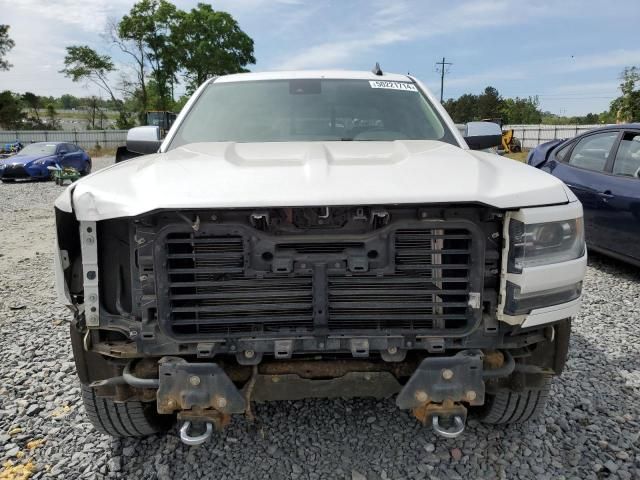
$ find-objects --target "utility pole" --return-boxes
[435,57,453,103]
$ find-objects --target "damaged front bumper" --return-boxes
[100,349,516,444]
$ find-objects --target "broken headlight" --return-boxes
[508,217,585,273]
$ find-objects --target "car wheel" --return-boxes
[81,384,174,438]
[478,375,552,424]
[82,160,92,176]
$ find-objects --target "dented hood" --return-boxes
[56,140,569,220]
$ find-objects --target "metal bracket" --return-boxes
[396,350,485,409]
[468,292,481,309]
[79,221,99,327]
[156,357,245,415]
[274,340,293,359]
[350,338,370,358]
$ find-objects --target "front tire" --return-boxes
[81,385,173,437]
[82,160,92,176]
[478,375,551,424]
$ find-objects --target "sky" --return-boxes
[1,0,639,116]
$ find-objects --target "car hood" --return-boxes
[56,140,570,221]
[1,154,51,166]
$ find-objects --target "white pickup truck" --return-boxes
[54,69,586,443]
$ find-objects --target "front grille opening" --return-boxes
[166,232,313,335]
[327,228,472,332]
[160,225,477,337]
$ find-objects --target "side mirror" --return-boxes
[464,121,502,150]
[126,126,162,155]
[58,150,68,156]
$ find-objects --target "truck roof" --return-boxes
[213,70,413,84]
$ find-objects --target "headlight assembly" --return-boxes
[508,217,585,273]
[504,281,582,315]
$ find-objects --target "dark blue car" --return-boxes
[0,141,91,183]
[528,124,640,266]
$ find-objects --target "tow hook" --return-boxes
[431,414,466,439]
[179,421,213,446]
[396,350,485,438]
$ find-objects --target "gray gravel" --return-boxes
[1,157,639,479]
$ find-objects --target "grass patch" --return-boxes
[504,150,529,162]
[86,146,117,158]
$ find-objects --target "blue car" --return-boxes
[528,124,640,266]
[0,142,91,183]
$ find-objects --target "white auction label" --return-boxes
[369,80,418,91]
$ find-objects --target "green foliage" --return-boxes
[444,86,542,124]
[476,86,502,120]
[173,3,256,91]
[60,46,115,88]
[0,24,15,71]
[500,96,542,124]
[119,0,179,111]
[0,90,24,128]
[22,92,42,124]
[60,94,82,110]
[57,2,255,124]
[540,111,606,125]
[61,45,135,128]
[45,103,60,130]
[613,66,640,122]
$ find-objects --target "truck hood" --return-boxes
[56,140,569,220]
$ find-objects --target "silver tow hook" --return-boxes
[432,415,466,439]
[179,421,213,446]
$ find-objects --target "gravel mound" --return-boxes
[1,158,638,479]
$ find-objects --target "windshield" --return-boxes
[17,143,57,156]
[170,79,456,147]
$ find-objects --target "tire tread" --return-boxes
[480,376,552,425]
[81,385,170,438]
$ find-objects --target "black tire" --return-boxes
[81,384,173,437]
[1,178,14,183]
[479,375,551,425]
[82,160,92,176]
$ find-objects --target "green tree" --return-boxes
[443,93,478,123]
[173,3,255,91]
[0,25,15,71]
[118,0,179,111]
[60,46,134,129]
[501,96,541,124]
[476,86,502,120]
[22,92,42,124]
[60,94,81,110]
[614,66,640,122]
[45,103,60,130]
[0,90,23,128]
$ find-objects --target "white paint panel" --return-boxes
[520,298,582,329]
[57,140,570,221]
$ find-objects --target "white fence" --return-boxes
[504,124,611,150]
[0,130,127,150]
[0,124,610,151]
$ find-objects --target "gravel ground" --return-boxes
[1,156,639,479]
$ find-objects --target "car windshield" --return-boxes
[169,79,456,147]
[17,143,57,156]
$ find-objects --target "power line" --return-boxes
[435,57,452,103]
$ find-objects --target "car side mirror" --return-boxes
[126,126,162,155]
[464,121,502,150]
[58,150,68,156]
